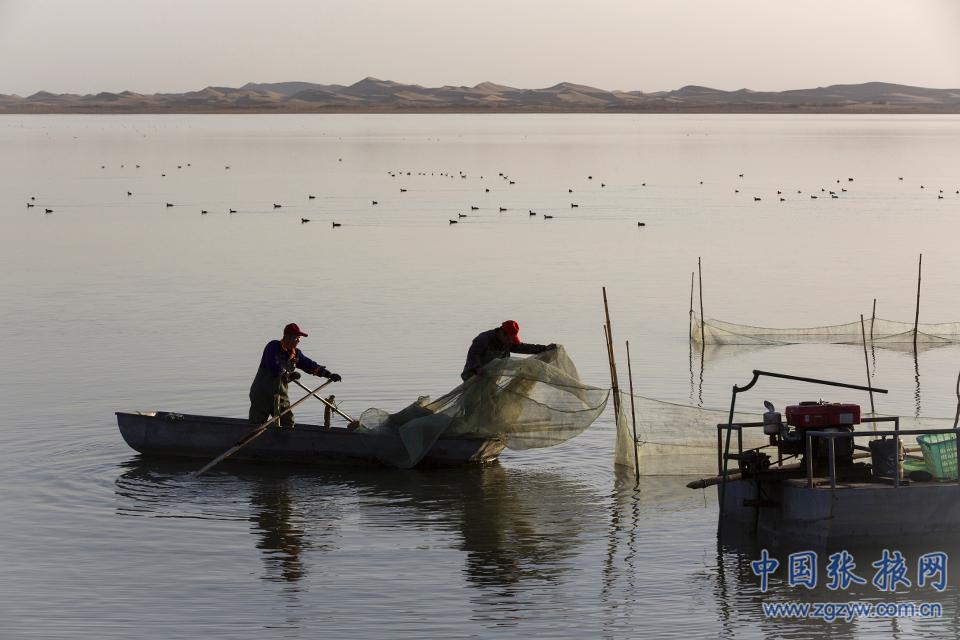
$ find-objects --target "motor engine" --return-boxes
[768,400,860,464]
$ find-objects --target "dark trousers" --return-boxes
[249,392,294,427]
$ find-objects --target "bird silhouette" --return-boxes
[165,203,174,207]
[301,218,310,223]
[201,210,208,214]
[499,207,507,212]
[637,222,646,227]
[308,195,316,200]
[229,209,237,214]
[44,208,53,213]
[449,219,458,224]
[273,204,282,209]
[570,203,579,208]
[332,222,341,228]
[470,205,479,210]
[372,200,378,205]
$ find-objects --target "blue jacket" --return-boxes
[250,340,330,402]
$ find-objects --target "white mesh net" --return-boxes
[356,346,609,468]
[691,312,960,347]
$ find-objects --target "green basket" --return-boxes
[917,433,959,481]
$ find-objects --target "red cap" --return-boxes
[500,320,521,345]
[283,323,308,337]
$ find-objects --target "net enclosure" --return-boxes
[356,346,609,468]
[691,312,960,347]
[614,391,957,477]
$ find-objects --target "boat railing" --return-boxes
[715,416,960,491]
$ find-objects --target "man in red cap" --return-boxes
[249,323,341,427]
[460,320,555,381]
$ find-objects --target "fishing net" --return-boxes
[614,392,957,477]
[356,346,609,468]
[691,312,960,347]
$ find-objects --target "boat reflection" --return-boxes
[114,457,602,593]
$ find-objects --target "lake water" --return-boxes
[2,114,960,638]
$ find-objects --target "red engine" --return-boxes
[785,401,860,429]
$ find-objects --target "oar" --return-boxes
[192,378,336,478]
[291,378,359,425]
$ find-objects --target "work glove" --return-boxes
[327,372,342,382]
[282,371,301,383]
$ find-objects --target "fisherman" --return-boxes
[249,323,341,428]
[461,320,555,381]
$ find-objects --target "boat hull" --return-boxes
[116,411,505,468]
[720,476,960,547]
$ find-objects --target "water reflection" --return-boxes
[712,535,960,638]
[114,457,603,596]
[690,340,947,417]
[249,480,309,584]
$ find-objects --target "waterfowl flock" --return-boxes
[25,159,958,232]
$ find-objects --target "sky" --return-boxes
[0,0,958,95]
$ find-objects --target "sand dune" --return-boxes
[3,79,959,113]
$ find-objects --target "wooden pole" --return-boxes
[626,340,641,483]
[689,271,695,342]
[292,378,357,424]
[602,287,622,444]
[698,257,705,339]
[323,395,334,429]
[871,298,876,342]
[914,254,922,349]
[953,370,960,429]
[860,314,875,415]
[193,378,336,477]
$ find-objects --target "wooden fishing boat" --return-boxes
[116,411,505,468]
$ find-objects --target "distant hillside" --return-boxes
[3,78,959,113]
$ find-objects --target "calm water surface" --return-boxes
[2,114,960,638]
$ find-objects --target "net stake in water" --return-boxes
[626,340,640,483]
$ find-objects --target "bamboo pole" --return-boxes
[626,340,640,483]
[689,271,695,342]
[914,254,922,349]
[602,287,622,444]
[698,257,705,338]
[860,314,875,415]
[870,298,876,342]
